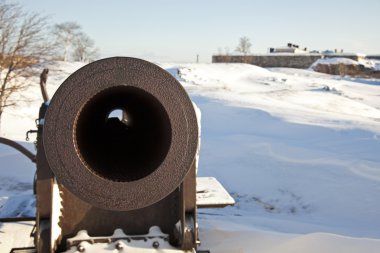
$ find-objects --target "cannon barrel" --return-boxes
[43,57,199,211]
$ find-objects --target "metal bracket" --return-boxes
[26,130,38,142]
[65,227,195,253]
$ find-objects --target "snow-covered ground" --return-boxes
[310,57,380,71]
[1,61,380,252]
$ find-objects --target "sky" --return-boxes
[20,0,380,63]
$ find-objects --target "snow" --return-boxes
[310,57,380,71]
[200,223,380,253]
[179,63,380,132]
[311,57,361,66]
[196,177,235,208]
[1,61,380,252]
[361,58,380,71]
[0,61,86,139]
[0,221,35,252]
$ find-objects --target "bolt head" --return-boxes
[77,244,85,252]
[152,241,160,249]
[116,242,124,250]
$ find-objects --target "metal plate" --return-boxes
[0,221,35,252]
[196,177,235,208]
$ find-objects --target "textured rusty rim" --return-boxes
[43,57,198,211]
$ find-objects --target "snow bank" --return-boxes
[310,57,380,71]
[0,142,35,218]
[200,220,380,253]
[361,59,380,71]
[310,57,380,77]
[179,63,380,132]
[193,96,380,238]
[310,57,361,67]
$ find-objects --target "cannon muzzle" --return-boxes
[1,57,232,252]
[43,57,198,211]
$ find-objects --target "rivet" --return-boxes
[77,244,85,252]
[116,242,124,250]
[152,241,160,248]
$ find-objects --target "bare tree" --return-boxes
[0,0,53,132]
[235,36,252,55]
[72,32,99,62]
[53,21,81,61]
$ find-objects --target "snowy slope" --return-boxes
[176,63,380,132]
[1,61,380,252]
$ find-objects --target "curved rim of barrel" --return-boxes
[43,57,198,211]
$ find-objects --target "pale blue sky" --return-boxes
[21,0,380,62]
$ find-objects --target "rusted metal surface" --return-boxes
[180,162,198,249]
[39,68,49,102]
[35,57,200,251]
[43,57,199,211]
[35,104,54,252]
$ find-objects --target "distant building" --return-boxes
[269,43,308,54]
[322,50,335,54]
[213,42,372,68]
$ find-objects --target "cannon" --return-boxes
[0,57,234,253]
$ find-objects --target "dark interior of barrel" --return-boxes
[74,86,172,182]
